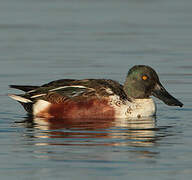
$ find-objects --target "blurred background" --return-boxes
[0,0,192,179]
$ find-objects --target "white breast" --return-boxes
[109,96,156,118]
[128,98,156,118]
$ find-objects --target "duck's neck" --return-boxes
[123,78,139,99]
[123,78,148,99]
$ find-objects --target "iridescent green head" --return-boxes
[124,65,183,107]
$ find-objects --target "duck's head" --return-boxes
[124,65,183,107]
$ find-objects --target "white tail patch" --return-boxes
[33,100,51,116]
[8,94,32,103]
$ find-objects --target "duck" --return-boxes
[9,65,183,119]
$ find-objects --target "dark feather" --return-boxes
[10,85,39,92]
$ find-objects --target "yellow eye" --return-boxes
[142,75,148,80]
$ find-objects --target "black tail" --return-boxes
[8,94,33,114]
[10,85,39,92]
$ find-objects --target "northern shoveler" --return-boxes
[9,65,183,119]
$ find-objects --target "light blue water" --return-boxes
[0,0,192,179]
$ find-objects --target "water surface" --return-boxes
[0,0,192,179]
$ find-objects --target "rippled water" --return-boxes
[1,0,192,179]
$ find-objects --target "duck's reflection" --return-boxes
[20,115,158,148]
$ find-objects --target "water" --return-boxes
[0,0,192,179]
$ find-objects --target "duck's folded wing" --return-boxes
[30,85,98,104]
